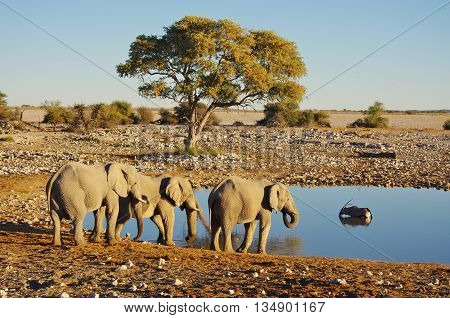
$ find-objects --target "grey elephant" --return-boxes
[208,176,299,254]
[91,174,207,246]
[339,215,372,227]
[46,161,146,246]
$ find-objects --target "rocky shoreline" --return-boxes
[0,125,448,190]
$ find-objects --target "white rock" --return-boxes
[433,278,439,285]
[111,280,118,286]
[124,260,134,267]
[117,265,128,271]
[228,289,235,295]
[285,268,293,274]
[252,272,259,278]
[395,283,403,289]
[174,279,183,286]
[0,289,7,298]
[60,292,70,298]
[331,278,347,285]
[366,271,373,276]
[260,290,266,295]
[139,283,148,289]
[129,285,137,291]
[158,258,166,266]
[214,255,219,259]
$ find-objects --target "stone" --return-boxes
[117,265,128,271]
[158,258,166,266]
[0,289,7,298]
[60,292,70,298]
[331,278,347,285]
[174,279,183,286]
[228,289,235,295]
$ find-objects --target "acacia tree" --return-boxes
[117,16,306,148]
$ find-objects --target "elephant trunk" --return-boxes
[283,210,299,229]
[185,208,197,243]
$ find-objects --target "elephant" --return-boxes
[208,176,299,254]
[46,161,146,246]
[339,205,372,218]
[339,215,372,227]
[91,174,208,246]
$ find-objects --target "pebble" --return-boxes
[366,271,373,276]
[260,290,266,295]
[111,280,118,286]
[117,265,128,271]
[158,258,166,266]
[395,283,403,289]
[432,278,439,285]
[174,279,183,286]
[129,285,137,291]
[89,293,100,298]
[252,272,259,278]
[125,233,131,240]
[285,268,293,274]
[124,260,134,267]
[228,289,235,295]
[331,278,347,285]
[0,289,7,298]
[60,292,70,298]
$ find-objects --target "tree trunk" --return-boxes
[184,105,215,149]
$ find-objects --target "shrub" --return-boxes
[0,91,17,121]
[159,109,178,125]
[233,121,245,126]
[70,104,93,131]
[91,103,127,129]
[43,103,74,129]
[257,102,299,127]
[443,120,450,130]
[348,101,389,128]
[133,107,154,124]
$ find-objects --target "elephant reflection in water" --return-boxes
[339,215,372,227]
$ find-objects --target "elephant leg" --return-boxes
[257,212,271,254]
[73,214,86,246]
[51,209,62,246]
[160,206,175,246]
[222,223,234,253]
[237,221,257,253]
[105,200,119,245]
[90,207,105,243]
[151,214,165,244]
[115,210,131,241]
[210,213,221,251]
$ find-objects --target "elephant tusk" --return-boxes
[136,197,148,204]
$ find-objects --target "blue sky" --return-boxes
[1,0,449,110]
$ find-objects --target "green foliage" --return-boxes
[117,16,306,146]
[110,100,133,120]
[70,104,92,131]
[443,119,450,130]
[43,101,74,128]
[0,91,7,108]
[133,107,154,124]
[297,110,331,127]
[348,101,389,128]
[91,103,125,128]
[0,91,16,121]
[258,102,330,127]
[0,135,14,142]
[176,146,222,156]
[159,109,178,125]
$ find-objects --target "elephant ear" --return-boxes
[269,184,281,211]
[165,178,183,206]
[107,163,128,198]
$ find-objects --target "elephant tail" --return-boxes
[46,164,67,213]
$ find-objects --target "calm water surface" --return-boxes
[85,187,450,264]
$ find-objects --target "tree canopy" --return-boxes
[117,16,306,147]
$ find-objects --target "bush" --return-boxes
[444,120,450,130]
[233,121,245,126]
[259,102,331,128]
[91,103,126,129]
[70,104,93,131]
[159,109,178,125]
[0,91,18,121]
[133,107,154,124]
[348,101,389,128]
[43,103,74,129]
